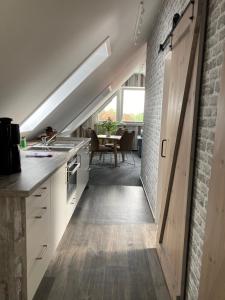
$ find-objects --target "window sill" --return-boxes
[120,122,144,126]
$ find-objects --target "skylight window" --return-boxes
[20,37,111,133]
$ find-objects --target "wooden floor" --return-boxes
[34,185,170,300]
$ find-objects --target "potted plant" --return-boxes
[101,118,118,137]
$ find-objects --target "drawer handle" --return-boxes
[34,194,42,197]
[42,206,47,210]
[41,187,47,190]
[36,245,48,260]
[34,215,42,219]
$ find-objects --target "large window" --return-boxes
[97,88,145,123]
[98,96,117,121]
[122,88,145,122]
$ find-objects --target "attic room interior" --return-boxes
[1,0,225,300]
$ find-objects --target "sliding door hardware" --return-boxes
[159,0,195,53]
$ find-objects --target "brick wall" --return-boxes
[141,0,225,299]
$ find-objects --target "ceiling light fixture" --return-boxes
[134,1,145,46]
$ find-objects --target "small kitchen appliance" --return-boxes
[0,118,21,175]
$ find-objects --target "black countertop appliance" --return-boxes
[0,118,21,175]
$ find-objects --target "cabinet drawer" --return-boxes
[27,243,50,300]
[26,179,50,220]
[26,179,50,212]
[26,206,50,273]
[66,195,79,222]
[26,177,51,296]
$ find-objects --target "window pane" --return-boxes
[20,38,111,133]
[122,89,145,122]
[98,96,117,121]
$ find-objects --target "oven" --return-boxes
[67,155,80,201]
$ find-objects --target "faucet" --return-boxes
[46,132,58,145]
[41,132,58,147]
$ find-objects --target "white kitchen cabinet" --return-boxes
[66,192,79,222]
[26,179,51,300]
[50,163,67,252]
[25,142,90,299]
[0,139,91,300]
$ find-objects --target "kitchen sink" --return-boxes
[27,146,72,152]
[26,140,83,152]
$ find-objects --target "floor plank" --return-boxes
[34,185,170,300]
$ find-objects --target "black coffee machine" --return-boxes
[0,118,21,175]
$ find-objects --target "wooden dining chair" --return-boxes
[117,131,135,165]
[90,130,116,165]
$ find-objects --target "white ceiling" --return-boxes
[0,0,162,137]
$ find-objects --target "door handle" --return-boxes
[161,139,167,158]
[36,245,48,260]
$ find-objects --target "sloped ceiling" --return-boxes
[0,0,162,137]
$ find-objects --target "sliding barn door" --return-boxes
[156,52,172,223]
[198,46,225,300]
[156,1,207,299]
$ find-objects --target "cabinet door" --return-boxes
[26,179,51,300]
[51,163,67,252]
[77,145,89,199]
[156,52,172,223]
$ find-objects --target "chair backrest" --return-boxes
[116,127,124,136]
[85,128,92,138]
[119,131,135,151]
[90,130,99,151]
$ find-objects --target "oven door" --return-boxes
[67,158,80,201]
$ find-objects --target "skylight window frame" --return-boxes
[20,37,111,133]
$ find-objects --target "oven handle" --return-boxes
[67,158,78,169]
[67,162,80,176]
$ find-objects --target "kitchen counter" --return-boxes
[0,137,90,300]
[0,138,90,197]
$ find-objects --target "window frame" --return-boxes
[97,87,145,125]
[97,93,118,122]
[20,37,111,133]
[121,86,145,124]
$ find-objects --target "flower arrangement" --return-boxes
[99,118,118,136]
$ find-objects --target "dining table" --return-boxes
[97,134,122,167]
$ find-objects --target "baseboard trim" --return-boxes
[140,176,156,221]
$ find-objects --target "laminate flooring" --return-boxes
[89,152,142,186]
[34,185,170,300]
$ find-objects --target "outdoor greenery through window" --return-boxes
[122,89,145,122]
[98,96,117,121]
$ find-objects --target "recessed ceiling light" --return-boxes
[134,1,145,45]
